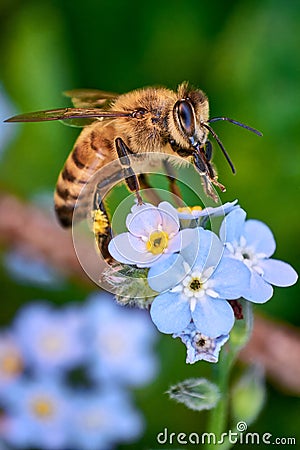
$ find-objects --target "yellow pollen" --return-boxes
[146,230,169,255]
[31,397,55,419]
[92,209,109,235]
[177,205,203,213]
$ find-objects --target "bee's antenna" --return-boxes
[201,122,236,174]
[208,117,263,137]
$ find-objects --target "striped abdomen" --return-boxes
[54,123,117,227]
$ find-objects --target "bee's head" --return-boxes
[169,82,262,174]
[170,83,209,150]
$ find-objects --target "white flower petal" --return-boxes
[108,233,163,267]
[126,205,162,237]
[158,202,180,233]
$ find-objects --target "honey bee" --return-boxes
[5,82,261,259]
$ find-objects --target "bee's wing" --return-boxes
[4,108,132,128]
[63,89,119,108]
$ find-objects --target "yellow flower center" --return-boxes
[146,230,169,255]
[31,397,55,419]
[189,277,202,292]
[41,334,63,353]
[1,353,23,376]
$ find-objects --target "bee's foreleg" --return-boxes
[204,140,218,180]
[115,137,143,205]
[193,146,226,198]
[192,149,208,175]
[204,140,213,162]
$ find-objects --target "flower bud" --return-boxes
[103,264,157,308]
[167,378,220,411]
[231,365,266,426]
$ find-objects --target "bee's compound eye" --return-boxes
[175,100,195,137]
[133,108,147,119]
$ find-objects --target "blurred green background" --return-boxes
[0,0,299,448]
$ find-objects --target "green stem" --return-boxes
[205,349,232,449]
[204,301,253,450]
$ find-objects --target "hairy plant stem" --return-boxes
[204,301,253,450]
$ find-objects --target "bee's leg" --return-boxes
[203,141,226,192]
[192,150,218,202]
[137,173,162,204]
[204,140,213,162]
[203,141,216,180]
[92,186,113,263]
[115,137,143,205]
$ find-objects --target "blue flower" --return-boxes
[176,199,239,220]
[148,228,250,337]
[219,208,298,303]
[13,302,85,373]
[69,388,143,450]
[82,292,158,386]
[3,249,64,289]
[1,377,71,449]
[0,332,23,390]
[108,201,197,267]
[173,322,229,364]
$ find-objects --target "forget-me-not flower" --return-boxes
[148,228,250,337]
[173,322,229,364]
[4,249,64,289]
[220,208,298,303]
[13,302,85,373]
[108,201,197,267]
[82,292,158,386]
[176,199,239,220]
[1,377,71,450]
[0,332,23,389]
[69,388,143,450]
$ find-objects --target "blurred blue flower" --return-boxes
[1,377,71,450]
[69,388,143,450]
[108,201,197,267]
[13,302,85,373]
[3,249,64,289]
[220,208,298,303]
[0,83,17,159]
[82,292,158,386]
[148,228,250,337]
[0,332,23,390]
[173,322,229,364]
